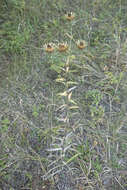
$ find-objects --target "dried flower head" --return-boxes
[76,40,87,49]
[57,42,68,52]
[65,12,75,21]
[44,43,55,53]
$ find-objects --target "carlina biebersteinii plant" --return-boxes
[57,42,68,52]
[65,12,75,21]
[76,40,87,49]
[44,43,55,53]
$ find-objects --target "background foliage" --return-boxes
[0,0,127,189]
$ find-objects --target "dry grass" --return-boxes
[0,0,127,189]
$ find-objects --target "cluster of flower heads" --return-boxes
[44,42,68,53]
[44,40,87,53]
[43,12,87,53]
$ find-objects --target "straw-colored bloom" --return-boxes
[76,40,87,49]
[65,12,75,21]
[57,42,68,52]
[44,43,55,53]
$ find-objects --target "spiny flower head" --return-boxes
[76,40,87,49]
[44,43,55,53]
[65,12,75,21]
[57,42,68,52]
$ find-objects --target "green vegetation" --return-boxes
[0,0,127,189]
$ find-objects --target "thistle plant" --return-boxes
[43,12,101,187]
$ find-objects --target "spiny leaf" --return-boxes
[56,78,65,82]
[69,105,79,109]
[57,91,68,96]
